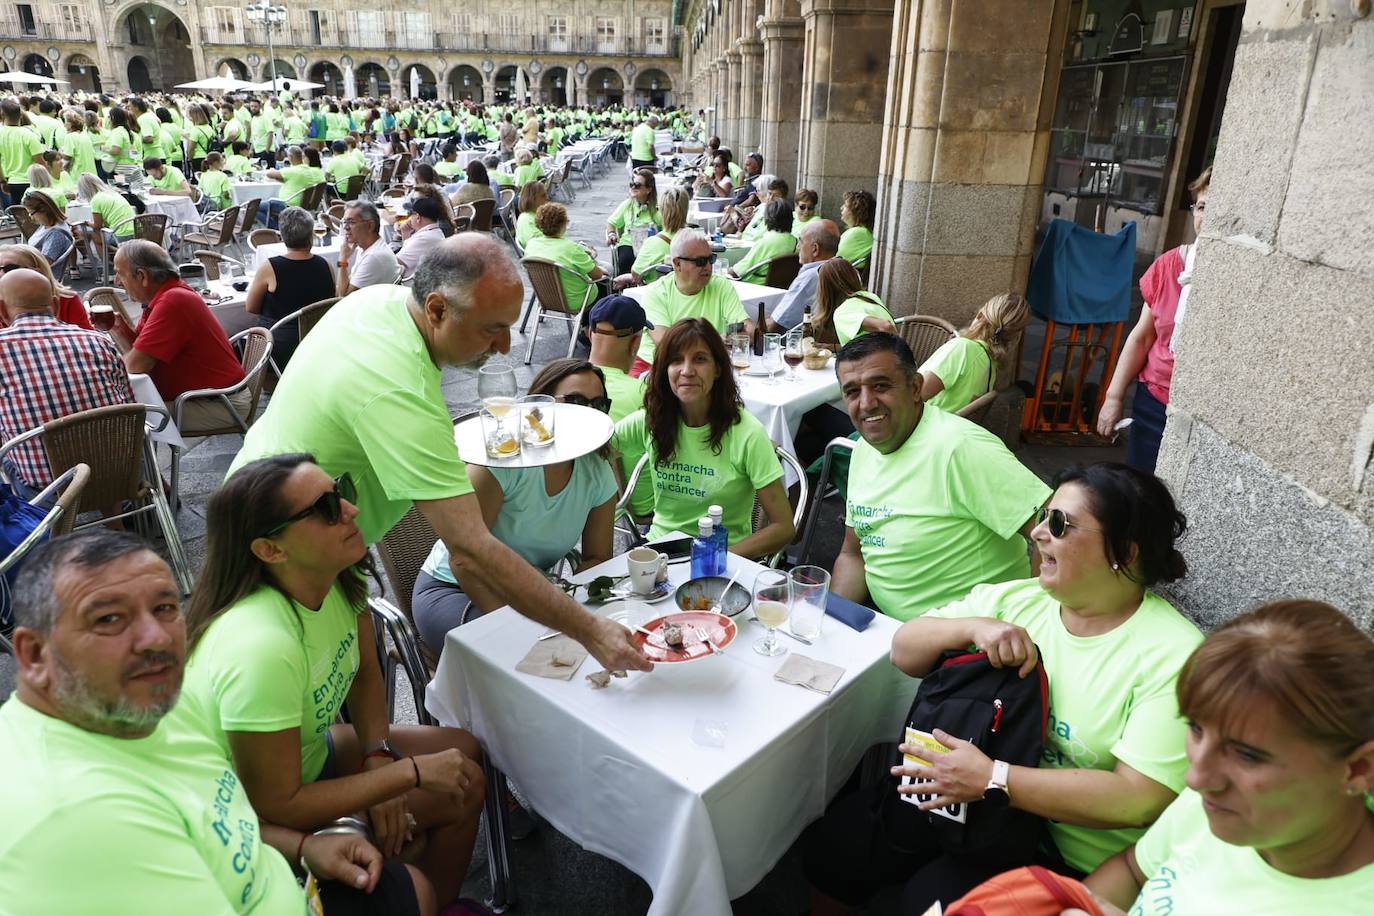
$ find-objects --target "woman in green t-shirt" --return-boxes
[612,317,794,558]
[919,292,1031,413]
[75,173,136,265]
[182,455,486,913]
[1083,599,1374,915]
[791,188,820,238]
[617,185,689,289]
[729,198,798,285]
[196,152,233,210]
[605,167,663,276]
[803,463,1201,911]
[811,258,896,347]
[102,106,139,167]
[514,180,548,250]
[837,188,876,266]
[525,202,609,311]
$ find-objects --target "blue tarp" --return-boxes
[1026,218,1136,325]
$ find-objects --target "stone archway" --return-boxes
[541,67,569,107]
[449,65,483,103]
[309,61,344,97]
[587,67,624,107]
[116,3,194,90]
[356,63,389,99]
[262,59,296,82]
[67,54,102,93]
[21,54,53,77]
[634,69,672,108]
[217,58,250,80]
[401,64,437,100]
[494,65,518,103]
[127,56,153,92]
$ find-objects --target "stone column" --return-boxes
[723,50,741,150]
[736,38,764,153]
[1153,1,1374,627]
[797,0,895,213]
[759,0,805,189]
[871,0,1070,321]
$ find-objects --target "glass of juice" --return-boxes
[752,569,791,657]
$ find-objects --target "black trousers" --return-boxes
[613,243,636,276]
[794,404,855,470]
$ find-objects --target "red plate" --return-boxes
[634,612,738,663]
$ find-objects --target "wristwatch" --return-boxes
[363,739,402,761]
[983,759,1010,807]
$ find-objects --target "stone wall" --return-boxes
[1155,0,1374,628]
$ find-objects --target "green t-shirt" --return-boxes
[637,275,747,366]
[631,123,656,161]
[515,211,543,249]
[37,187,67,209]
[740,206,769,242]
[184,582,362,783]
[838,225,873,264]
[927,579,1203,872]
[283,116,307,144]
[727,161,743,185]
[920,336,994,413]
[630,232,672,279]
[525,235,599,311]
[225,154,253,177]
[1130,788,1374,915]
[0,123,42,181]
[845,406,1050,621]
[137,111,165,160]
[92,190,136,238]
[513,162,544,188]
[325,112,349,141]
[53,169,78,198]
[277,164,324,205]
[0,692,305,915]
[613,408,782,544]
[160,124,184,163]
[250,114,274,152]
[59,130,98,179]
[602,365,652,514]
[199,169,233,209]
[228,285,475,545]
[324,154,362,194]
[791,212,818,238]
[434,160,464,179]
[607,198,663,234]
[491,170,518,189]
[151,165,187,192]
[833,292,894,347]
[732,229,798,285]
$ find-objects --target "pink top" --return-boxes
[1137,246,1184,404]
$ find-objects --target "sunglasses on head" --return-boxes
[265,473,356,537]
[674,254,717,268]
[1035,506,1102,539]
[560,393,612,413]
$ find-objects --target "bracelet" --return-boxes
[296,832,309,869]
[410,756,421,789]
[361,749,396,767]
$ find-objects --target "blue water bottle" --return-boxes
[708,505,728,576]
[691,517,717,579]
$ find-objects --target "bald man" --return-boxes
[768,218,841,333]
[0,267,132,494]
[229,233,652,674]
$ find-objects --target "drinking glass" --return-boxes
[783,328,805,380]
[481,408,521,459]
[762,333,783,385]
[729,333,753,376]
[519,394,556,448]
[478,363,518,447]
[752,569,791,657]
[789,565,831,640]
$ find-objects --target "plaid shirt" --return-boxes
[0,312,134,488]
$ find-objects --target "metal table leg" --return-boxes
[482,760,516,912]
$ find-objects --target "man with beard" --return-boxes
[0,530,426,914]
[228,234,649,673]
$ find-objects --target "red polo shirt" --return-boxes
[132,278,244,402]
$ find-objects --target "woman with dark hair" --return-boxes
[837,188,876,265]
[412,360,619,651]
[804,462,1202,913]
[811,258,895,347]
[605,167,662,276]
[450,159,496,207]
[1077,598,1374,914]
[612,318,794,557]
[792,188,820,237]
[515,179,548,248]
[180,454,487,916]
[102,106,140,168]
[728,197,797,284]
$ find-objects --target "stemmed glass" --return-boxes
[783,328,805,380]
[752,569,791,657]
[762,333,783,385]
[478,363,518,453]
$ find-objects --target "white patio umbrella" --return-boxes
[176,76,256,92]
[514,68,527,103]
[343,64,357,100]
[0,71,68,85]
[410,68,420,100]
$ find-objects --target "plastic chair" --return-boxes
[0,404,192,594]
[798,436,856,566]
[0,464,91,653]
[762,252,801,289]
[896,314,958,365]
[520,256,596,364]
[168,327,273,509]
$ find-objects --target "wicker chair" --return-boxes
[520,256,596,364]
[747,447,810,567]
[373,504,444,672]
[238,198,263,235]
[0,404,192,593]
[6,204,36,239]
[761,252,801,289]
[546,159,575,203]
[83,286,137,335]
[130,213,170,246]
[193,250,245,281]
[248,228,281,251]
[297,182,329,214]
[180,203,242,257]
[469,197,496,233]
[340,174,366,202]
[168,327,273,509]
[955,389,999,426]
[896,314,958,365]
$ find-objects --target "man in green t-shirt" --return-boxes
[0,530,407,914]
[630,116,658,169]
[143,157,191,195]
[0,98,43,206]
[325,139,363,195]
[265,145,325,228]
[228,234,650,674]
[832,332,1051,621]
[634,229,751,372]
[588,295,653,514]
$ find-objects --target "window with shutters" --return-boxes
[402,11,431,48]
[60,4,84,37]
[547,16,568,52]
[644,17,666,52]
[595,17,617,52]
[496,14,520,35]
[354,10,385,47]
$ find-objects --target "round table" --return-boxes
[454,403,612,468]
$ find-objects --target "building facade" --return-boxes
[0,0,682,107]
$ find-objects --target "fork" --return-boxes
[695,626,723,656]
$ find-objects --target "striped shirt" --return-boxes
[0,312,134,488]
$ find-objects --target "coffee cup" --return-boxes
[625,547,668,596]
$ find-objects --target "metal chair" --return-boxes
[761,252,801,289]
[798,436,856,566]
[749,446,810,567]
[0,464,91,653]
[238,198,263,236]
[0,404,192,594]
[896,314,958,365]
[49,240,76,282]
[6,204,36,239]
[519,256,596,364]
[469,197,496,233]
[546,159,575,203]
[612,452,652,552]
[167,327,273,509]
[192,250,245,281]
[248,228,281,251]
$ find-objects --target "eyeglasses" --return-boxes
[629,182,646,189]
[264,474,356,537]
[674,254,717,268]
[1035,506,1103,539]
[797,204,815,211]
[560,393,612,413]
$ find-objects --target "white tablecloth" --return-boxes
[144,194,199,227]
[454,149,486,167]
[232,180,282,206]
[739,361,844,468]
[425,554,911,916]
[253,241,341,273]
[202,279,255,337]
[129,373,185,447]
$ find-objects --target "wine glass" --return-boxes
[762,333,783,385]
[752,569,791,657]
[478,363,518,447]
[783,328,805,380]
[730,333,752,377]
[313,220,329,248]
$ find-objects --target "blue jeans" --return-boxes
[1124,383,1168,472]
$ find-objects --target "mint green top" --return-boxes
[731,229,797,285]
[837,225,873,264]
[920,335,995,413]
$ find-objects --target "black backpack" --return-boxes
[881,649,1049,859]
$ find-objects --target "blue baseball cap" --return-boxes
[589,295,653,333]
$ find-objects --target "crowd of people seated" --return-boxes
[1,87,1367,916]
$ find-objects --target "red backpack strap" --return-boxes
[1029,866,1097,912]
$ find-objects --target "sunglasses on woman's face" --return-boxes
[265,473,357,537]
[560,393,612,413]
[675,254,717,268]
[797,204,815,212]
[1035,506,1102,539]
[630,182,646,189]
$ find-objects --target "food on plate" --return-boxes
[679,594,713,612]
[661,623,685,649]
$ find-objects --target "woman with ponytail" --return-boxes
[918,292,1030,413]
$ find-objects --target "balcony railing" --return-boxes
[198,25,675,58]
[0,19,91,41]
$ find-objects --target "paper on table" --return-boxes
[773,653,844,694]
[515,634,588,680]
